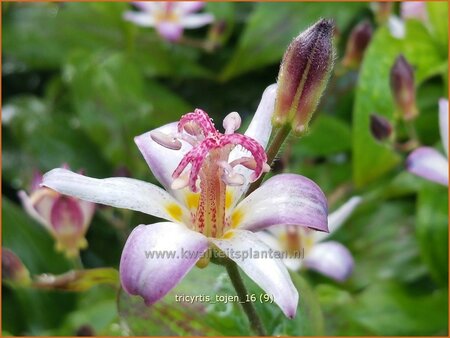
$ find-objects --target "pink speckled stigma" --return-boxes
[150,109,270,193]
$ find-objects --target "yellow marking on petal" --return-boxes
[185,192,200,210]
[230,209,244,228]
[222,230,235,239]
[225,191,233,210]
[166,203,183,222]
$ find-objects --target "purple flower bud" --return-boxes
[273,19,335,135]
[342,21,373,69]
[370,114,393,141]
[390,55,418,121]
[2,248,31,286]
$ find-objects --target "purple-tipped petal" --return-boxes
[315,196,362,242]
[212,230,298,318]
[406,147,448,186]
[233,173,328,233]
[228,84,277,206]
[180,13,215,28]
[439,98,448,156]
[178,1,204,14]
[400,2,428,22]
[135,123,192,200]
[304,241,354,281]
[18,190,52,229]
[123,11,156,27]
[50,196,84,233]
[42,168,189,222]
[120,222,208,305]
[156,22,184,42]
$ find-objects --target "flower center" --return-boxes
[151,109,269,238]
[282,226,315,257]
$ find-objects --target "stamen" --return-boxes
[230,157,271,173]
[223,112,241,134]
[178,109,217,137]
[171,171,190,190]
[150,131,182,150]
[222,172,245,186]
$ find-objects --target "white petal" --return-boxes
[123,11,156,27]
[439,98,448,156]
[406,147,449,186]
[179,13,215,29]
[178,1,204,14]
[228,84,278,206]
[42,168,190,223]
[135,123,193,204]
[304,241,354,281]
[120,222,208,305]
[315,196,362,242]
[232,174,328,233]
[212,230,298,318]
[388,16,406,39]
[18,190,51,229]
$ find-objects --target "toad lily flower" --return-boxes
[124,1,214,42]
[406,98,448,186]
[18,169,96,258]
[257,197,362,281]
[41,85,329,318]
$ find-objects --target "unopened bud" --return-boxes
[342,21,373,69]
[370,114,393,141]
[2,248,31,286]
[273,19,335,135]
[390,55,418,121]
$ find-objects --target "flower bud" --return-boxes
[342,21,373,69]
[2,248,31,286]
[370,113,393,141]
[18,166,96,258]
[273,19,335,135]
[390,55,418,121]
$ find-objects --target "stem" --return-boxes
[224,259,267,336]
[404,119,420,146]
[71,254,84,270]
[246,124,292,196]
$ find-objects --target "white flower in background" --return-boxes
[406,99,449,186]
[124,2,214,42]
[388,1,428,39]
[257,197,362,281]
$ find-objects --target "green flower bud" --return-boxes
[273,19,335,135]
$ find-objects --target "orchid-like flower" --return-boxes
[406,99,448,186]
[257,197,361,281]
[41,85,329,318]
[124,2,214,42]
[18,168,96,258]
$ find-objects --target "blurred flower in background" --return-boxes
[388,1,428,39]
[123,1,215,42]
[406,99,449,186]
[18,167,96,258]
[257,197,362,281]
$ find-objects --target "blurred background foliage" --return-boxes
[2,1,448,336]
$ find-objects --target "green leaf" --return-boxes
[293,114,351,157]
[63,51,191,170]
[118,263,323,335]
[352,21,446,187]
[416,182,448,285]
[350,282,448,335]
[221,2,366,80]
[426,2,449,53]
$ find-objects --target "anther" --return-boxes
[223,112,242,134]
[171,171,190,190]
[150,131,182,150]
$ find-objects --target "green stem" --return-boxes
[223,259,267,336]
[246,124,292,196]
[71,254,84,270]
